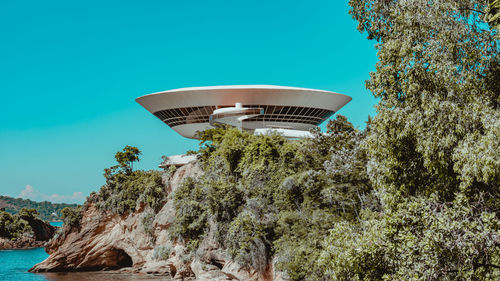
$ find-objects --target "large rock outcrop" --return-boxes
[30,163,286,281]
[0,215,56,249]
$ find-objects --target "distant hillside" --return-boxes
[0,195,78,221]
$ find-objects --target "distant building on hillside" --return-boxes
[136,85,352,139]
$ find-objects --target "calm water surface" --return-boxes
[0,247,49,281]
[1,222,170,281]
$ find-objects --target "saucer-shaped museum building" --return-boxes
[136,85,352,139]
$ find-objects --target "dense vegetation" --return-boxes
[61,146,167,228]
[92,169,165,215]
[92,145,166,215]
[0,195,78,221]
[170,121,375,279]
[0,208,43,240]
[167,1,500,280]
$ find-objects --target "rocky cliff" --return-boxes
[30,163,286,281]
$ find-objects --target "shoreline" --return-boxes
[0,238,48,250]
[37,271,172,281]
[0,246,45,250]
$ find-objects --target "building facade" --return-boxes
[136,85,352,139]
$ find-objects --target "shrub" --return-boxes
[152,245,172,261]
[169,177,207,243]
[226,211,270,272]
[0,211,33,240]
[318,195,500,280]
[141,210,155,238]
[97,170,166,215]
[86,146,168,216]
[61,206,83,227]
[18,208,39,221]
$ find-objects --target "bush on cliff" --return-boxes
[89,146,167,215]
[96,169,165,215]
[61,206,83,227]
[56,146,166,236]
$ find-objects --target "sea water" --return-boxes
[0,222,59,281]
[0,222,171,281]
[0,247,49,281]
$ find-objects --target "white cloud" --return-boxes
[18,185,85,204]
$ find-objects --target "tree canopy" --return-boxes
[315,1,500,279]
[0,208,40,240]
[114,145,141,173]
[348,0,499,203]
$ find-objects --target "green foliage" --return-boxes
[318,195,500,281]
[152,245,172,261]
[300,1,500,280]
[226,211,270,272]
[318,219,389,281]
[114,145,141,173]
[168,4,500,277]
[92,146,167,215]
[61,206,82,227]
[170,116,373,279]
[273,209,338,280]
[56,146,167,242]
[170,177,208,244]
[348,0,499,205]
[0,210,33,240]
[96,169,165,215]
[18,208,39,221]
[0,195,78,221]
[141,210,155,238]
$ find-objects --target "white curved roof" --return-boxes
[141,85,335,95]
[136,85,352,139]
[136,85,351,113]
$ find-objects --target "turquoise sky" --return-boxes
[0,0,378,203]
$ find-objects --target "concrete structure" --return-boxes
[159,154,197,168]
[136,85,352,139]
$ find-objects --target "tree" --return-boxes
[348,0,499,205]
[0,210,32,240]
[315,1,500,279]
[61,206,82,227]
[114,145,141,173]
[18,208,39,221]
[93,145,166,215]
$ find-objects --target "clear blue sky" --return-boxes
[0,0,378,203]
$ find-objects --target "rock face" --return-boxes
[28,217,57,241]
[30,163,287,281]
